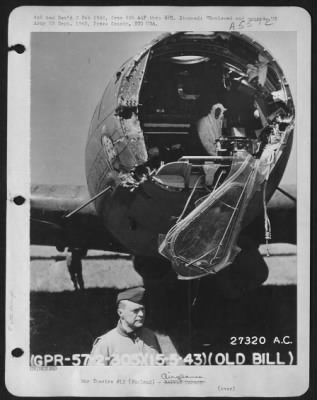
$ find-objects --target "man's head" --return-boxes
[209,103,227,120]
[117,287,146,332]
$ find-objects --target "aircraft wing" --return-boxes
[31,183,296,253]
[30,184,125,252]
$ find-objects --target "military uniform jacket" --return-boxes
[88,322,163,366]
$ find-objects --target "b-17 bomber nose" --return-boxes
[85,31,295,266]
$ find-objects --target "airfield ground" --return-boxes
[30,244,297,365]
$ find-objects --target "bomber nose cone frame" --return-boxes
[85,32,295,278]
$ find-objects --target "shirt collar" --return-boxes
[116,321,141,338]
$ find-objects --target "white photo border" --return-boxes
[6,5,311,397]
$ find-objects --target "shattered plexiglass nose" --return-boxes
[158,147,283,279]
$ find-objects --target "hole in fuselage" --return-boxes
[138,42,293,170]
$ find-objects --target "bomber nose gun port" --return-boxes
[138,33,295,278]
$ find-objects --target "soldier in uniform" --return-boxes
[88,287,163,366]
[66,248,84,291]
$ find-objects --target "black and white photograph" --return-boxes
[6,6,311,397]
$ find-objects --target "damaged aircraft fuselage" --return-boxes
[85,32,295,279]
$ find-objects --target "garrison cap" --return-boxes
[117,286,146,305]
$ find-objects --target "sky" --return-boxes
[31,31,297,185]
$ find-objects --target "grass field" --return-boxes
[29,244,297,365]
[30,244,296,292]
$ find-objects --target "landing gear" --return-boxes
[215,236,269,299]
[133,255,178,329]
